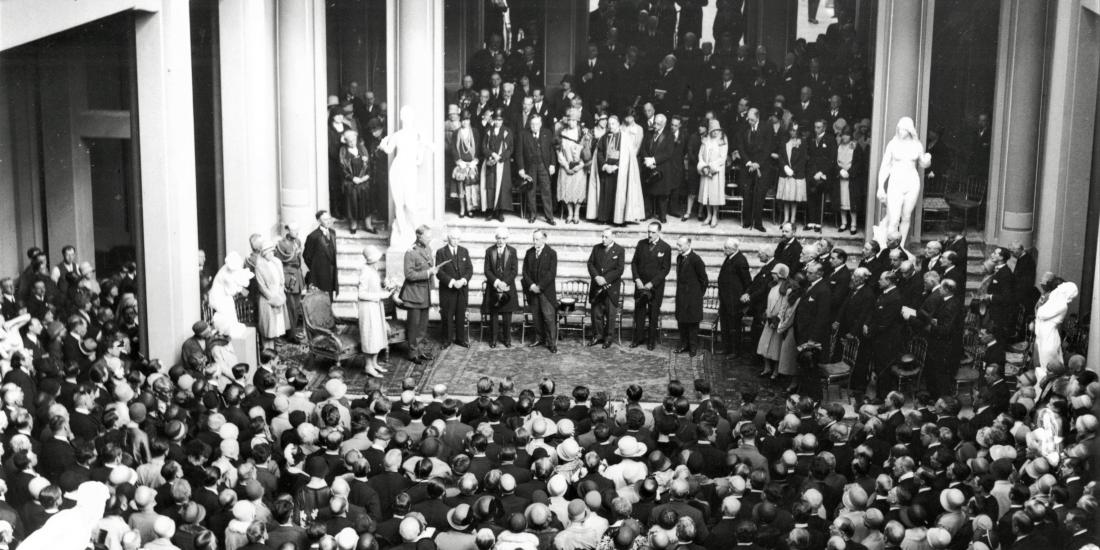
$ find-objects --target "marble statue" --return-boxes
[380,105,434,251]
[876,117,931,246]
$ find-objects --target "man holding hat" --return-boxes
[587,228,625,348]
[484,227,519,348]
[630,221,672,351]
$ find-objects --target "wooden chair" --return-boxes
[819,335,859,403]
[946,176,988,231]
[557,279,590,341]
[699,282,721,353]
[301,289,360,367]
[519,290,538,344]
[478,280,491,342]
[720,178,744,224]
[613,281,627,346]
[892,336,928,394]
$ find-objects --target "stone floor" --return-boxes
[277,333,791,409]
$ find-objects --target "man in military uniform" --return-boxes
[586,229,625,348]
[401,225,438,364]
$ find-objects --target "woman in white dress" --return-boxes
[1033,281,1078,381]
[836,127,857,232]
[776,123,807,226]
[253,239,288,349]
[557,113,588,224]
[696,119,728,228]
[357,245,393,378]
[877,117,932,245]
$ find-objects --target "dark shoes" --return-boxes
[588,339,604,347]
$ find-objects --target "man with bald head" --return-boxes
[718,238,752,355]
[735,107,775,231]
[674,237,708,357]
[793,262,831,397]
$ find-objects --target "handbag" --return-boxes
[644,168,663,187]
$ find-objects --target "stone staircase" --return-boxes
[329,215,987,331]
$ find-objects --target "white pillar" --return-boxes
[1089,234,1100,369]
[864,0,934,243]
[1034,0,1099,282]
[385,0,446,275]
[219,0,280,250]
[985,0,1049,249]
[276,0,328,230]
[134,0,201,363]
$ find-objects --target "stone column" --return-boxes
[276,0,328,230]
[745,0,795,65]
[864,0,935,242]
[134,0,201,363]
[544,0,588,95]
[219,0,279,250]
[985,0,1049,248]
[1034,0,1098,282]
[385,0,446,275]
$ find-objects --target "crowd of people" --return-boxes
[0,228,1096,550]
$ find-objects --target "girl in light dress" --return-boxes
[696,119,728,228]
[776,123,808,227]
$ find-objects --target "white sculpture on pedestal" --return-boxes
[875,117,931,246]
[380,105,434,252]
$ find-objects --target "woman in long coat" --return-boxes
[357,246,392,378]
[757,264,791,377]
[253,241,288,348]
[274,224,305,342]
[697,119,728,227]
[339,129,371,234]
[776,277,805,381]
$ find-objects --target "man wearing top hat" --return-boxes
[587,229,625,349]
[630,221,672,351]
[435,228,474,350]
[401,225,439,365]
[480,109,515,222]
[484,226,519,348]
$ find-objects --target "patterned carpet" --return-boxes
[276,335,787,409]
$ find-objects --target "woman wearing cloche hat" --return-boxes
[357,245,394,378]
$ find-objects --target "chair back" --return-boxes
[301,290,337,333]
[559,279,590,308]
[966,176,988,201]
[841,335,860,365]
[702,282,720,311]
[907,336,929,368]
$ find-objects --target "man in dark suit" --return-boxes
[0,278,20,320]
[790,86,823,128]
[674,237,709,357]
[575,43,609,103]
[718,238,752,356]
[806,119,836,232]
[640,114,675,223]
[522,230,558,353]
[940,251,966,292]
[774,222,803,272]
[436,229,473,349]
[630,222,673,350]
[835,267,875,387]
[921,279,964,399]
[484,228,519,348]
[587,229,625,348]
[919,240,944,275]
[1012,242,1038,316]
[986,247,1017,342]
[401,225,438,364]
[826,249,852,323]
[481,110,514,222]
[794,262,831,398]
[180,321,213,374]
[515,114,557,224]
[302,210,338,297]
[734,108,774,231]
[943,231,968,271]
[865,271,906,392]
